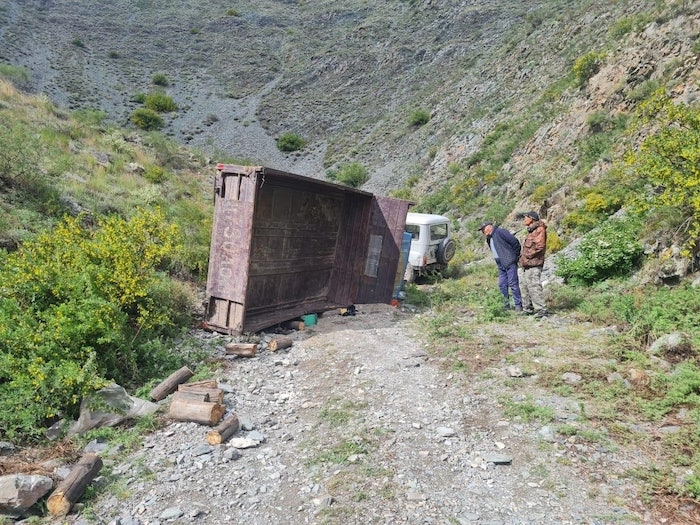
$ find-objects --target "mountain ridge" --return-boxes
[1,0,679,195]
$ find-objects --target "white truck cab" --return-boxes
[403,212,456,282]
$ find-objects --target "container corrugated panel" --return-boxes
[204,164,411,335]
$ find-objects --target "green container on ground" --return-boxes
[301,313,317,326]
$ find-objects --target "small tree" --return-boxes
[277,132,306,152]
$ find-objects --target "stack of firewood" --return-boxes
[148,367,240,444]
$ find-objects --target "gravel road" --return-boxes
[55,303,647,525]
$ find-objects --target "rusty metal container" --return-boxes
[204,164,411,334]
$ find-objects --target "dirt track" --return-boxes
[54,302,655,525]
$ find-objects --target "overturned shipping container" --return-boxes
[204,164,411,334]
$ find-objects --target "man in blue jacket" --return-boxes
[479,221,523,311]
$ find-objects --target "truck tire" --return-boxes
[404,265,415,283]
[437,238,456,265]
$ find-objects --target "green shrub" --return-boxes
[0,209,186,441]
[152,73,169,87]
[326,162,369,188]
[556,217,643,284]
[587,111,609,133]
[627,283,700,345]
[627,79,661,102]
[0,64,30,86]
[530,181,558,204]
[73,108,108,128]
[277,132,306,152]
[144,165,167,184]
[144,92,177,113]
[408,109,430,127]
[626,90,700,254]
[572,51,606,86]
[0,120,42,188]
[130,108,164,130]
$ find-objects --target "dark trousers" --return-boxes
[497,261,522,308]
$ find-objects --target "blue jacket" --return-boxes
[486,226,521,268]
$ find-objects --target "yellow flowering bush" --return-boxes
[0,208,187,441]
[627,89,700,254]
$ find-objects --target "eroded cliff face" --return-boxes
[499,12,700,225]
[1,1,698,225]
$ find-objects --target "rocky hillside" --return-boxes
[1,0,695,198]
[1,0,699,280]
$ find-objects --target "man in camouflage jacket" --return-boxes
[518,211,548,317]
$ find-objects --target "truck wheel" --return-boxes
[437,238,456,265]
[404,265,415,283]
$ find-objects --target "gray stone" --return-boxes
[436,426,456,437]
[192,444,213,457]
[84,438,110,454]
[247,430,266,442]
[561,372,582,384]
[539,425,556,442]
[506,366,523,377]
[0,474,53,511]
[238,414,254,431]
[229,437,259,449]
[482,452,512,465]
[159,506,184,519]
[648,332,691,356]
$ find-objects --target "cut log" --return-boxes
[149,366,194,401]
[177,384,224,404]
[47,453,103,517]
[225,342,257,357]
[169,398,225,426]
[269,336,293,352]
[283,320,305,330]
[206,414,241,445]
[184,379,218,389]
[171,390,210,403]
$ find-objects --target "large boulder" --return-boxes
[0,474,53,513]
